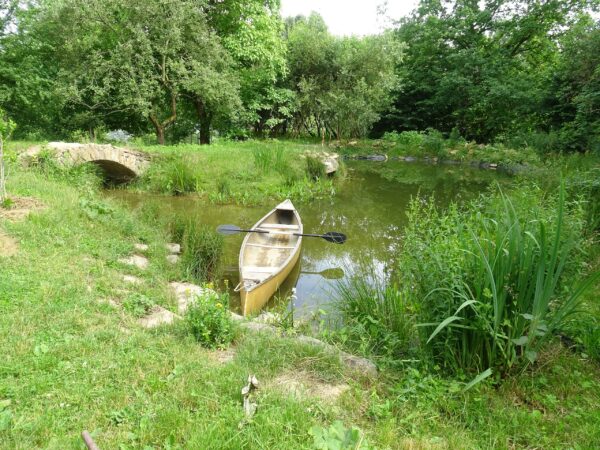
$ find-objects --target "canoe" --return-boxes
[238,199,303,316]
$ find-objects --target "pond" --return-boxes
[107,161,509,317]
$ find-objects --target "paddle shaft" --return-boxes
[236,228,328,239]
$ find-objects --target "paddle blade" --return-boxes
[319,267,345,279]
[322,232,347,244]
[216,224,241,235]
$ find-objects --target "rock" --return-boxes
[165,243,181,254]
[118,254,149,270]
[269,371,350,403]
[404,156,416,162]
[123,275,142,285]
[138,306,181,328]
[134,243,149,252]
[166,254,180,264]
[169,281,215,314]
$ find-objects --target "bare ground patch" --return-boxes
[268,370,350,403]
[0,230,19,257]
[208,347,237,364]
[0,196,46,221]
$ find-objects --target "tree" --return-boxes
[285,14,402,139]
[378,0,596,142]
[0,107,16,203]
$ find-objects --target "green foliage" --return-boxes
[140,154,201,195]
[402,183,597,374]
[332,275,415,364]
[185,290,235,349]
[176,218,224,283]
[123,293,154,318]
[309,421,372,450]
[285,15,402,139]
[305,155,325,180]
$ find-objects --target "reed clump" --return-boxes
[400,182,597,376]
[170,216,224,283]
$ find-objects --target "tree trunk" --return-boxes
[194,98,212,145]
[149,93,177,145]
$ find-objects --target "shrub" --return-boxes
[422,128,446,157]
[382,130,424,148]
[186,290,235,348]
[401,183,598,375]
[105,129,133,144]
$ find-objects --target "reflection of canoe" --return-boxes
[238,199,303,316]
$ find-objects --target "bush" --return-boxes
[400,183,597,375]
[186,290,235,348]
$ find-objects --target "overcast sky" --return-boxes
[280,0,419,36]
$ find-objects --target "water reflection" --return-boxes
[106,161,508,317]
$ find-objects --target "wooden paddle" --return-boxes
[216,224,347,244]
[223,266,344,280]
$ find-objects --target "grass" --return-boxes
[1,141,600,448]
[132,140,338,205]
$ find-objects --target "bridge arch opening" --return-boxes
[87,159,138,184]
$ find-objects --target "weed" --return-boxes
[309,421,373,450]
[334,273,415,364]
[185,290,235,348]
[0,197,13,209]
[123,293,154,317]
[253,147,273,172]
[140,154,200,195]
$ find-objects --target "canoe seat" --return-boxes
[258,223,299,230]
[246,243,296,249]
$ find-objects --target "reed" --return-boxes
[173,217,224,283]
[334,271,415,362]
[404,183,598,375]
[305,155,325,180]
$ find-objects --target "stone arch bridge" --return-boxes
[24,142,151,183]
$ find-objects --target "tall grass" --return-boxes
[169,216,224,283]
[333,272,415,364]
[305,155,326,180]
[402,183,598,375]
[139,154,201,195]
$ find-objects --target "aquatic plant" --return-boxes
[402,183,598,375]
[179,218,224,283]
[333,272,415,364]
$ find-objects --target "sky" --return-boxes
[280,0,419,36]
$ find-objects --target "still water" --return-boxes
[107,161,508,316]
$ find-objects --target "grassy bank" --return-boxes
[131,140,341,205]
[2,141,600,448]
